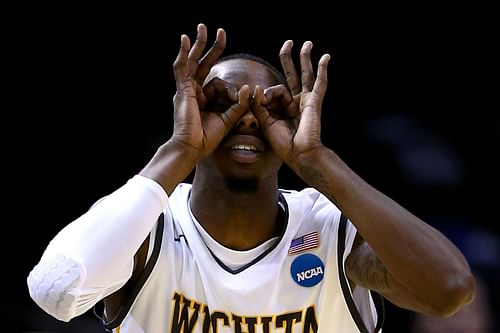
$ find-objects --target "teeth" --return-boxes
[231,144,257,152]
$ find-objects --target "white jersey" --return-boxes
[98,183,383,333]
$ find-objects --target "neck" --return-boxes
[189,174,282,250]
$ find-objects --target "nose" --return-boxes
[235,109,260,130]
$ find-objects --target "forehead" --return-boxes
[204,59,281,90]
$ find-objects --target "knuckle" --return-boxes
[213,42,224,51]
[195,36,208,44]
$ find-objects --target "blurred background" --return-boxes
[2,1,498,332]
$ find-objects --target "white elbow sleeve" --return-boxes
[27,250,133,322]
[27,254,86,322]
[27,175,168,322]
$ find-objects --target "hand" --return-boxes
[171,23,249,161]
[252,40,330,168]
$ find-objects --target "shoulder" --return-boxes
[280,187,341,222]
[279,187,320,199]
[281,187,337,209]
[162,183,192,223]
[169,183,192,203]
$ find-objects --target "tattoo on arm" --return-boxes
[346,239,390,293]
[363,256,390,291]
[298,165,336,201]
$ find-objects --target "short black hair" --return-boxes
[217,53,287,86]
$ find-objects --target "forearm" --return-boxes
[27,175,168,321]
[139,140,199,195]
[290,146,475,313]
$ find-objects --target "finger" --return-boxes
[252,85,264,110]
[173,34,191,91]
[300,41,314,93]
[311,54,331,100]
[200,77,238,110]
[279,40,301,95]
[263,85,292,107]
[202,77,227,101]
[262,85,295,118]
[195,28,227,84]
[187,23,208,77]
[196,83,207,109]
[219,85,250,134]
[237,85,250,111]
[252,85,270,123]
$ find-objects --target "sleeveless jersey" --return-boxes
[100,183,384,333]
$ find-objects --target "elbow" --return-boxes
[431,271,476,317]
[26,255,86,322]
[27,275,78,322]
[27,282,77,322]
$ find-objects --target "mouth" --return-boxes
[230,144,259,153]
[223,135,265,163]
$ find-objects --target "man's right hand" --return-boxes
[171,23,249,162]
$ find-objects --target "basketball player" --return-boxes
[27,23,475,332]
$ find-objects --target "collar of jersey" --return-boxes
[187,191,289,274]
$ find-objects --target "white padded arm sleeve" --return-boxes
[27,175,168,322]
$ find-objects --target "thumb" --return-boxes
[219,85,250,135]
[251,85,270,125]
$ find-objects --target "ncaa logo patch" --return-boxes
[290,253,325,287]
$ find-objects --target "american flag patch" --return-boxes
[288,231,320,255]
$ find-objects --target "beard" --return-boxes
[224,176,259,193]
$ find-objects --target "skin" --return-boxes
[189,59,285,249]
[127,23,476,319]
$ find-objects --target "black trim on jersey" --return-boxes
[337,214,385,333]
[372,290,385,332]
[96,213,165,331]
[209,192,289,274]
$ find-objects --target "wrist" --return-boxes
[139,140,199,195]
[286,145,326,173]
[287,145,332,185]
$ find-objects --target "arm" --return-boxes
[252,40,475,317]
[298,146,474,317]
[26,175,168,322]
[27,23,248,322]
[139,25,249,194]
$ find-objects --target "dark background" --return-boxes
[2,1,498,332]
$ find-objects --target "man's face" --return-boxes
[196,58,284,189]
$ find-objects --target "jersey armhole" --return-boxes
[93,213,165,330]
[337,214,385,333]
